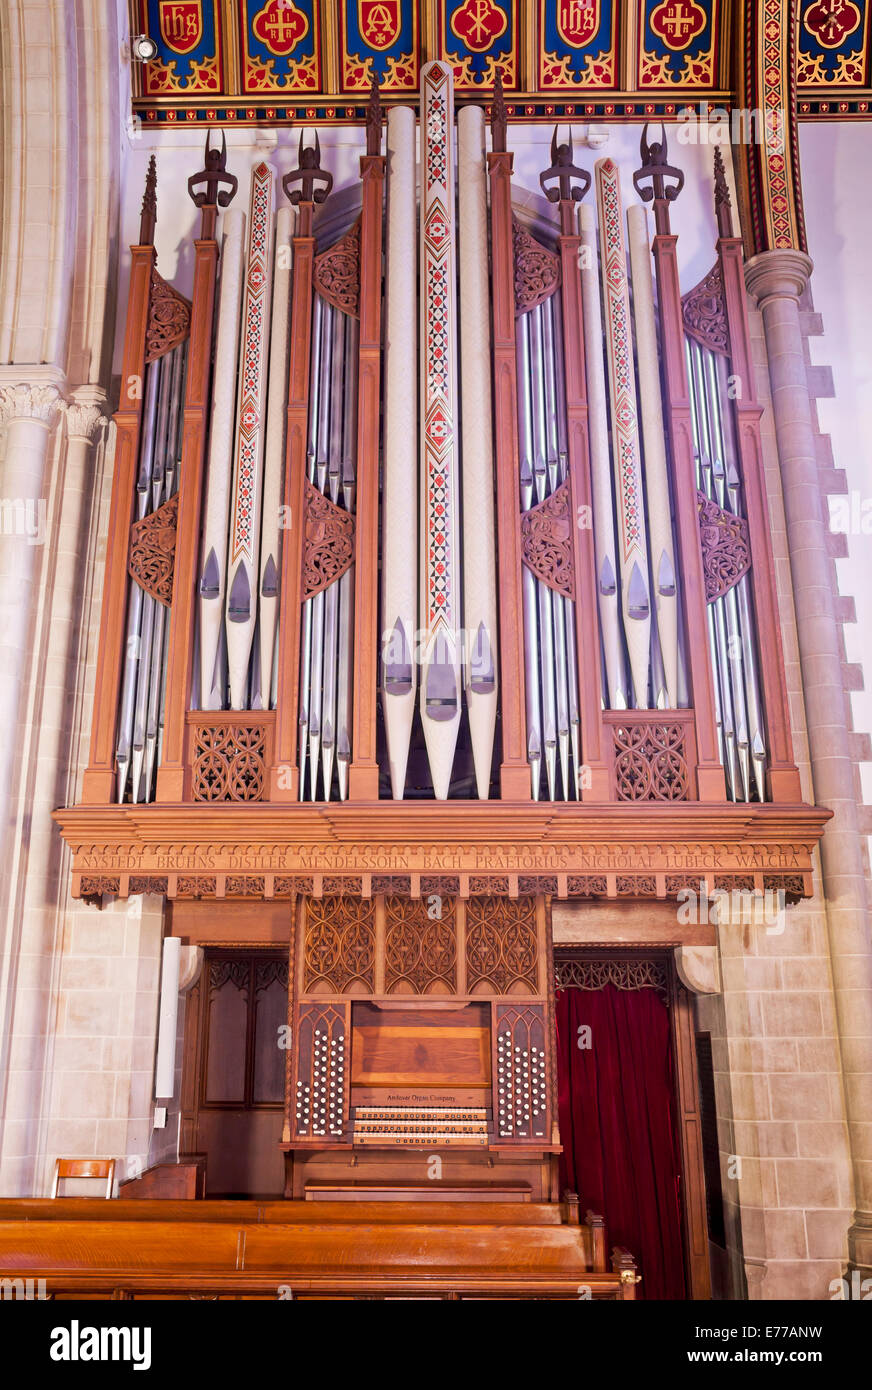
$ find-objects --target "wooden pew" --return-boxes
[0,1200,637,1300]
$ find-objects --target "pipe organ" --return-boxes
[56,65,828,1284]
[88,70,809,815]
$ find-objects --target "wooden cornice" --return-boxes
[54,801,830,904]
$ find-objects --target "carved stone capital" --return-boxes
[65,395,107,443]
[674,944,721,995]
[0,382,64,427]
[744,249,814,309]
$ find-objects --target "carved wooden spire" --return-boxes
[366,74,383,157]
[714,147,733,239]
[139,155,157,246]
[491,69,507,153]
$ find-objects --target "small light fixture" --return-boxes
[130,33,158,63]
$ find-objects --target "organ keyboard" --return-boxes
[352,1106,490,1146]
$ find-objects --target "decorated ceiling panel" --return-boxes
[132,0,732,119]
[132,3,872,121]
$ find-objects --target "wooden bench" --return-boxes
[0,1199,638,1300]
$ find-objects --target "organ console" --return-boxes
[283,894,559,1202]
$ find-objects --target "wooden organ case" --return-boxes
[47,58,833,1300]
[284,895,559,1201]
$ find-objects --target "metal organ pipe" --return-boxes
[457,105,499,801]
[297,296,358,803]
[114,335,188,805]
[627,203,680,710]
[380,105,418,800]
[550,295,582,786]
[685,334,768,800]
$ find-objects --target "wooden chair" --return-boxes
[51,1158,116,1199]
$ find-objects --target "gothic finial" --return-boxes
[366,74,383,157]
[539,126,590,205]
[632,122,685,235]
[491,69,507,154]
[713,147,733,238]
[283,130,333,206]
[140,155,157,245]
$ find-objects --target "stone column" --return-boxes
[747,249,872,1275]
[0,377,65,794]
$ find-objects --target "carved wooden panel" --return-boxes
[466,896,539,995]
[302,480,355,599]
[128,494,178,606]
[512,216,560,316]
[314,219,361,318]
[146,267,191,362]
[493,1003,549,1142]
[191,723,268,802]
[567,876,608,897]
[554,955,668,998]
[681,262,729,356]
[697,492,752,601]
[293,1002,349,1143]
[520,478,575,598]
[384,895,456,995]
[612,721,690,802]
[303,896,376,993]
[80,875,120,904]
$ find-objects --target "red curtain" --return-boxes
[556,983,687,1300]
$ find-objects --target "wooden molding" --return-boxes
[487,150,530,800]
[156,236,220,803]
[55,800,828,903]
[349,153,385,801]
[652,234,726,802]
[717,235,801,801]
[558,226,608,800]
[81,245,155,804]
[269,212,317,802]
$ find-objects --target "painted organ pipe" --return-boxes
[578,200,625,710]
[686,335,767,801]
[419,62,462,801]
[115,341,188,804]
[226,163,276,709]
[595,159,652,709]
[457,105,498,800]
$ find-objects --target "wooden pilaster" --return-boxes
[558,204,609,801]
[269,203,316,801]
[487,150,530,800]
[349,154,385,801]
[81,243,155,804]
[652,234,726,802]
[717,234,802,802]
[156,232,220,801]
